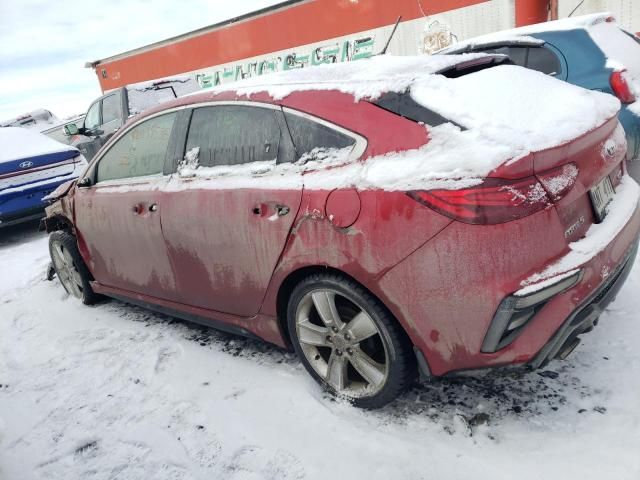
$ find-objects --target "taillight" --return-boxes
[408,177,551,225]
[610,70,636,104]
[537,163,579,201]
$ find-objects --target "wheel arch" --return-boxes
[43,213,74,233]
[275,265,414,354]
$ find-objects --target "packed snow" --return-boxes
[522,175,640,287]
[207,54,493,101]
[2,219,640,479]
[437,12,619,54]
[0,127,77,164]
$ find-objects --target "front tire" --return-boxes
[49,231,100,305]
[287,273,415,408]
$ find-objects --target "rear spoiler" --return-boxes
[436,54,513,78]
[437,37,545,56]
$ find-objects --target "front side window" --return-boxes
[84,101,101,131]
[101,94,122,125]
[284,112,356,161]
[96,112,176,183]
[186,105,282,167]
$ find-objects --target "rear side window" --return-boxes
[96,112,176,183]
[526,47,561,75]
[284,112,355,161]
[186,106,284,166]
[373,92,456,128]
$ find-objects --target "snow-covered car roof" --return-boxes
[205,53,501,101]
[200,54,619,153]
[0,127,78,164]
[437,12,615,54]
[161,54,621,194]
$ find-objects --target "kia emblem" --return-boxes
[19,161,34,169]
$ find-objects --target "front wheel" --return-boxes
[49,231,100,305]
[287,273,415,408]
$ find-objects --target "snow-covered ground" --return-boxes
[1,222,639,480]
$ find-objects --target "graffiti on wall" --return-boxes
[196,36,376,88]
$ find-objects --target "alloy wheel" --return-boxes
[295,289,389,397]
[50,240,84,299]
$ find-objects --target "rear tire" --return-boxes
[287,273,415,408]
[49,230,100,305]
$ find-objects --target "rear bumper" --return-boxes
[378,181,640,376]
[529,237,638,369]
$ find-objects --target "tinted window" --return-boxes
[84,101,101,130]
[481,46,528,67]
[284,112,355,161]
[526,47,561,75]
[96,112,176,183]
[102,94,121,124]
[186,106,281,167]
[374,92,460,128]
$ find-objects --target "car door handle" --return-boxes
[132,203,158,215]
[252,204,289,217]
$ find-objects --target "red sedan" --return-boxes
[44,55,640,408]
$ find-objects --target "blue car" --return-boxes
[438,13,640,181]
[0,127,86,228]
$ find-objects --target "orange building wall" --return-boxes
[94,0,488,91]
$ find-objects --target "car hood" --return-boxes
[0,127,79,176]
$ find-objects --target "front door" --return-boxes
[74,111,178,299]
[160,104,303,317]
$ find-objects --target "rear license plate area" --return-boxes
[589,175,615,223]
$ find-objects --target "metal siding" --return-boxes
[93,0,493,91]
[558,0,640,31]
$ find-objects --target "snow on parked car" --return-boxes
[437,13,640,181]
[43,54,639,408]
[0,127,86,228]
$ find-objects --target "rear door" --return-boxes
[160,103,302,316]
[74,111,178,299]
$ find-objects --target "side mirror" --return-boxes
[77,177,93,188]
[64,123,79,136]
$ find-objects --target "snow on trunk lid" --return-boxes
[410,64,620,159]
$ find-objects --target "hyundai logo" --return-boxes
[19,161,34,169]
